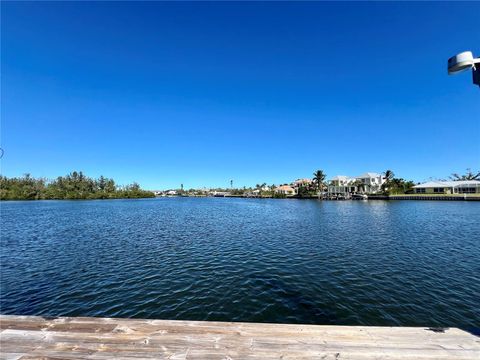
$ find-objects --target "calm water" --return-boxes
[1,198,479,329]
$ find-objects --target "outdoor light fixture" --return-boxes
[447,51,480,87]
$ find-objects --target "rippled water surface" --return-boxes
[1,198,479,328]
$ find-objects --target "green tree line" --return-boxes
[0,171,155,200]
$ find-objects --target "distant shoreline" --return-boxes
[2,194,479,202]
[155,194,480,201]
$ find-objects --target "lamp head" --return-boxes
[448,51,475,75]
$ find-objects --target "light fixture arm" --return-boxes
[473,61,480,87]
[472,57,480,70]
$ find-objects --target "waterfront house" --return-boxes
[293,178,313,187]
[275,185,296,196]
[355,172,384,194]
[249,189,261,197]
[328,175,355,195]
[413,180,480,194]
[327,172,385,195]
[291,178,314,193]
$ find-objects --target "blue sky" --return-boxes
[1,2,479,189]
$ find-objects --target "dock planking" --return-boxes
[1,315,479,359]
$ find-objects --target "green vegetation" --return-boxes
[380,170,415,195]
[382,178,416,195]
[0,172,155,200]
[296,185,311,198]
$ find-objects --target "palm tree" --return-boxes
[383,170,395,182]
[313,170,326,195]
[382,170,395,193]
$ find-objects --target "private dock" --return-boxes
[1,315,479,359]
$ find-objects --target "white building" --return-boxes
[328,172,385,195]
[355,172,384,194]
[328,175,356,194]
[275,185,296,196]
[413,180,480,194]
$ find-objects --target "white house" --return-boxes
[330,175,352,186]
[275,185,296,196]
[355,172,384,194]
[328,175,356,195]
[328,172,385,195]
[413,180,480,194]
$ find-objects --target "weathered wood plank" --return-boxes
[0,315,478,359]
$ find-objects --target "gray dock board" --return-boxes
[1,315,479,359]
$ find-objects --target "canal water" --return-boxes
[1,198,479,329]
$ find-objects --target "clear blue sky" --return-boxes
[1,2,479,189]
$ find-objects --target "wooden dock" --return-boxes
[1,315,479,359]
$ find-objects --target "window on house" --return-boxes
[457,187,476,194]
[433,188,444,193]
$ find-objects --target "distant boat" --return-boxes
[352,194,368,200]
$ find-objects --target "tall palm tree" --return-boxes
[382,170,395,193]
[383,170,395,183]
[313,170,326,194]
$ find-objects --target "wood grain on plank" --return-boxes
[1,315,479,359]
